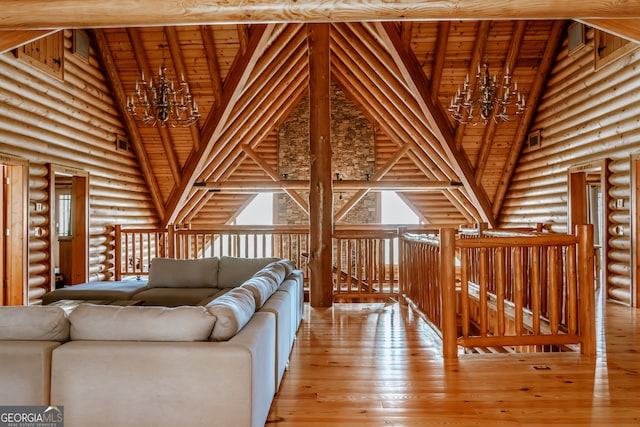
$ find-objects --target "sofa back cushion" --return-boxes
[241,276,278,309]
[148,257,218,288]
[217,256,279,288]
[69,304,215,341]
[205,287,256,341]
[0,306,69,342]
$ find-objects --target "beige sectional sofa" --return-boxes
[0,257,304,427]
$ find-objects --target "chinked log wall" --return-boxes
[0,30,157,304]
[499,27,640,305]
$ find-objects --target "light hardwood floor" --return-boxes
[267,293,640,426]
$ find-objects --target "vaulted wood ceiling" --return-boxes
[2,2,640,227]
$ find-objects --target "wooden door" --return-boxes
[49,165,89,287]
[568,159,610,300]
[0,154,28,306]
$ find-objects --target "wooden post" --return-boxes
[307,23,333,307]
[577,224,596,357]
[440,228,458,359]
[115,225,122,281]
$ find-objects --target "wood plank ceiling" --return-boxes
[4,2,639,227]
[92,21,565,227]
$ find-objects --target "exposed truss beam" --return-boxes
[376,21,497,227]
[195,178,460,192]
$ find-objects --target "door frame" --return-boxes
[0,153,28,306]
[630,154,640,307]
[49,164,89,288]
[568,159,610,299]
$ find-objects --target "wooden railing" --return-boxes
[114,224,433,302]
[115,225,310,280]
[401,225,596,359]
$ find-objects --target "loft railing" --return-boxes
[114,224,310,280]
[114,224,433,301]
[400,225,596,359]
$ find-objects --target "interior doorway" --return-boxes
[0,154,28,306]
[568,159,609,298]
[49,165,89,288]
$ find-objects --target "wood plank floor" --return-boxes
[267,295,640,426]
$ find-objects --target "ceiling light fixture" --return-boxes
[448,64,525,125]
[126,62,200,128]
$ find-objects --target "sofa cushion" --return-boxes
[253,261,287,285]
[148,257,219,288]
[42,280,149,305]
[217,256,279,288]
[241,276,278,309]
[133,287,224,307]
[205,287,256,341]
[0,306,69,342]
[69,304,215,341]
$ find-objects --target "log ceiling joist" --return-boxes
[1,1,638,29]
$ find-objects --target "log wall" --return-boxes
[0,30,158,304]
[499,27,640,305]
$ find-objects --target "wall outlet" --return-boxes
[616,198,624,209]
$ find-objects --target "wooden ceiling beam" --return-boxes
[375,21,497,227]
[165,26,202,155]
[193,25,306,184]
[331,55,443,180]
[332,55,479,221]
[199,25,223,106]
[475,20,528,181]
[332,44,482,223]
[196,178,460,191]
[0,29,56,54]
[177,44,309,223]
[126,27,182,185]
[2,1,638,29]
[580,19,640,43]
[162,24,276,227]
[332,24,455,179]
[492,20,566,218]
[92,29,166,221]
[242,144,309,214]
[334,144,411,222]
[453,20,491,151]
[430,21,450,102]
